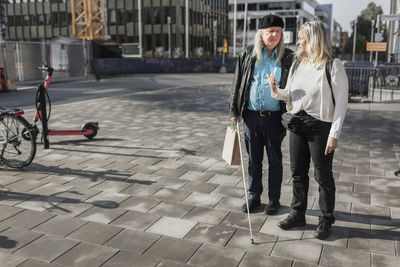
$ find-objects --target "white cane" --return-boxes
[236,121,254,244]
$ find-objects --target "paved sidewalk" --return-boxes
[0,83,399,266]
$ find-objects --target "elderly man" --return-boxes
[229,14,293,214]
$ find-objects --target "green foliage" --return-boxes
[360,2,383,20]
[346,2,384,58]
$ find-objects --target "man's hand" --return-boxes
[231,117,240,125]
[267,73,278,98]
[324,137,338,156]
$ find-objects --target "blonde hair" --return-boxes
[252,29,285,65]
[295,20,332,68]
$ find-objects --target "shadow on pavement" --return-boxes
[0,189,120,212]
[0,163,154,185]
[0,236,18,249]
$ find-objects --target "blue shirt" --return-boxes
[248,47,282,111]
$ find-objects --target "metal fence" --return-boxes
[372,65,400,90]
[344,65,400,97]
[345,67,374,97]
[0,41,87,83]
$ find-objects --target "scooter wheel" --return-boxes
[82,122,98,140]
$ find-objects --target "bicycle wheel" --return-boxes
[0,113,36,168]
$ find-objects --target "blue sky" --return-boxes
[317,0,391,32]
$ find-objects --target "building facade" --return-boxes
[331,19,342,53]
[2,0,229,57]
[315,4,332,41]
[228,0,320,52]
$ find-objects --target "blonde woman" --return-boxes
[268,20,348,240]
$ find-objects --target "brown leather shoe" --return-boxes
[264,200,281,215]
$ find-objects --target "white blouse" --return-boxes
[275,58,349,139]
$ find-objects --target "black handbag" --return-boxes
[281,112,300,132]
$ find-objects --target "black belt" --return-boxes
[248,110,280,117]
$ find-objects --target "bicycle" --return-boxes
[0,107,36,168]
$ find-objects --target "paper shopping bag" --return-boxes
[222,126,240,165]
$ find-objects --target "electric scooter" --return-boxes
[32,64,99,149]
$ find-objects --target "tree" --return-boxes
[343,2,383,59]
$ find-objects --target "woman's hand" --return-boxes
[267,73,278,98]
[231,116,240,125]
[324,137,338,155]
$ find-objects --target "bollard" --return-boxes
[0,67,8,92]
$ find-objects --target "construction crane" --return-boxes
[71,0,104,40]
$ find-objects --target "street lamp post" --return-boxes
[138,0,143,57]
[167,16,171,58]
[242,2,247,49]
[233,0,237,57]
[375,15,381,66]
[185,0,189,58]
[352,20,357,61]
[370,19,375,62]
[213,20,217,57]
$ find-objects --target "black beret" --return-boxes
[259,15,284,29]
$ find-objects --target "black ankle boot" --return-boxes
[314,216,335,240]
[242,198,261,213]
[277,213,306,230]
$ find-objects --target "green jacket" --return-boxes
[229,46,294,118]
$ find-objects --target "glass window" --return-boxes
[51,13,58,25]
[181,7,184,25]
[145,8,151,24]
[60,12,67,27]
[249,18,256,30]
[7,16,14,26]
[38,14,44,25]
[118,9,125,24]
[23,15,29,26]
[171,7,176,24]
[127,10,135,22]
[248,4,256,11]
[164,7,169,24]
[154,7,161,24]
[155,34,161,47]
[30,15,36,25]
[145,34,151,49]
[109,10,116,25]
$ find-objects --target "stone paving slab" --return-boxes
[0,81,398,266]
[143,236,201,263]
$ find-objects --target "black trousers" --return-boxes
[289,113,335,218]
[243,111,285,201]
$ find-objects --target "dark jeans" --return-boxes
[289,112,335,218]
[243,111,285,201]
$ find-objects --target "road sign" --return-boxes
[223,38,227,53]
[195,47,204,57]
[375,32,383,42]
[174,47,183,57]
[366,42,387,52]
[155,47,164,56]
[380,14,400,21]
